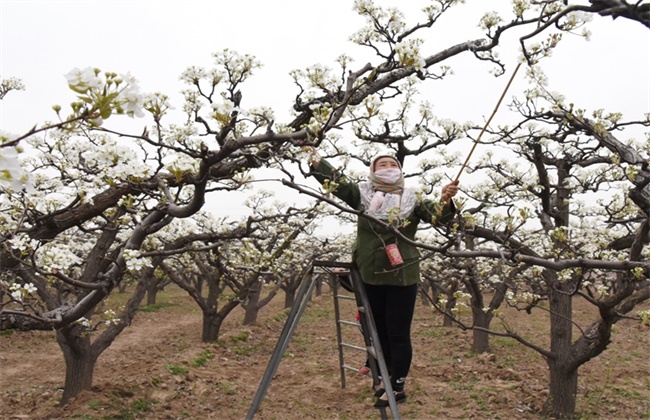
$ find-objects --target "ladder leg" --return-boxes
[331,277,347,388]
[350,267,401,419]
[246,265,318,419]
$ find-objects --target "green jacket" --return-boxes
[311,159,456,286]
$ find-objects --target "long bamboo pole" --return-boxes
[454,62,522,182]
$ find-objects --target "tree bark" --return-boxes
[547,359,579,419]
[242,283,261,326]
[201,299,240,342]
[471,311,491,353]
[442,279,459,328]
[284,289,295,308]
[201,311,223,343]
[545,280,578,418]
[442,296,456,328]
[146,286,157,306]
[56,326,99,406]
[51,280,148,406]
[143,270,170,306]
[419,282,432,306]
[145,276,159,305]
[314,276,323,297]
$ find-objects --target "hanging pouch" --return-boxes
[385,243,404,267]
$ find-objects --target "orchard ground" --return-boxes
[1,284,649,420]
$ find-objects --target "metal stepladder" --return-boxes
[246,260,401,419]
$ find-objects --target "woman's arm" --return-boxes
[416,199,456,225]
[305,149,361,209]
[441,180,459,205]
[415,180,459,225]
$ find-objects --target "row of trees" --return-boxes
[2,1,649,417]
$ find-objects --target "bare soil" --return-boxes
[1,285,649,420]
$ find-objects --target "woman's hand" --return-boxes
[441,180,459,203]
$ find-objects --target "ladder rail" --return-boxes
[349,265,401,419]
[331,277,348,388]
[246,264,318,420]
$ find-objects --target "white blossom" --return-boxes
[638,310,650,326]
[37,242,83,273]
[118,88,145,118]
[65,67,102,92]
[180,66,208,84]
[395,39,425,71]
[103,309,121,326]
[123,249,152,272]
[8,282,37,302]
[76,317,91,328]
[0,141,31,191]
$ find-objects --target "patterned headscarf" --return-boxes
[369,155,404,194]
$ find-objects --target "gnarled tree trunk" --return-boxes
[545,278,578,418]
[201,299,240,342]
[471,311,491,353]
[54,280,147,406]
[56,326,99,406]
[243,283,261,326]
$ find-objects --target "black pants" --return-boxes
[363,282,418,392]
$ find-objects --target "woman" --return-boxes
[307,149,458,408]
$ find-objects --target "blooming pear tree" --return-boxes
[421,64,650,417]
[1,0,649,410]
[3,0,637,331]
[234,195,322,325]
[419,232,512,347]
[278,3,649,418]
[156,196,325,340]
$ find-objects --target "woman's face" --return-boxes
[374,157,400,171]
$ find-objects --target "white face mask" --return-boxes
[374,168,402,183]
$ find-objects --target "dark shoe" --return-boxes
[373,390,406,408]
[373,388,385,398]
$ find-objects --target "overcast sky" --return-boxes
[3,1,648,128]
[1,0,649,223]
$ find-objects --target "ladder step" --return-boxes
[341,342,366,352]
[366,345,377,358]
[338,320,361,327]
[335,294,356,301]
